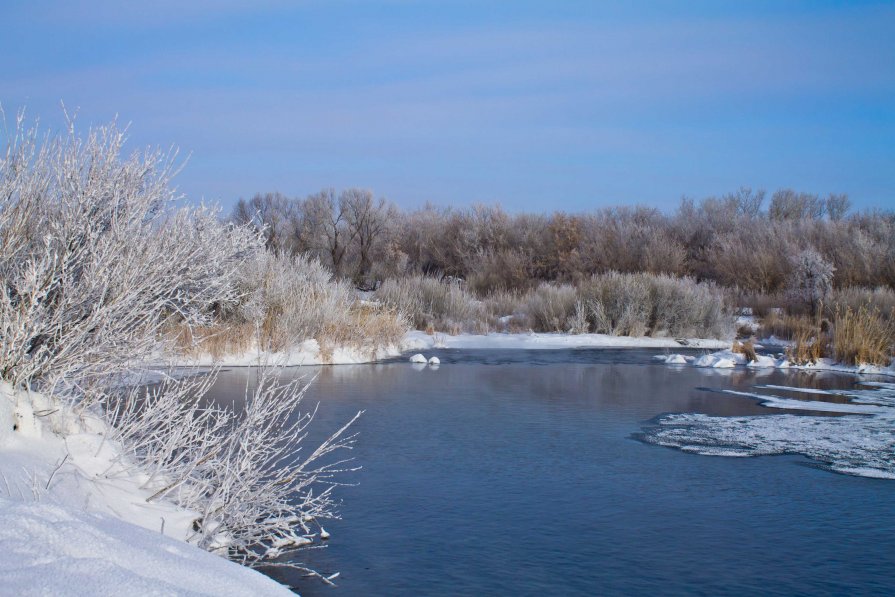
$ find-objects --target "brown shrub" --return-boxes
[732,340,757,363]
[832,305,895,366]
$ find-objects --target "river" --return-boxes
[207,348,895,595]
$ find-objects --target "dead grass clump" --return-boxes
[732,339,757,363]
[828,287,895,317]
[324,302,407,351]
[784,311,831,365]
[759,310,818,341]
[169,321,254,359]
[832,305,895,366]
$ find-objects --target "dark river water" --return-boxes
[207,349,895,596]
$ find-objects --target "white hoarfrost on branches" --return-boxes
[0,111,361,588]
[108,370,361,581]
[787,248,835,311]
[0,110,262,394]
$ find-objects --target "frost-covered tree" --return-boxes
[787,248,835,313]
[0,112,262,393]
[1,112,360,580]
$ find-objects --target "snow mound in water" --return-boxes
[657,354,689,365]
[660,348,894,377]
[428,356,440,365]
[694,352,741,368]
[747,355,777,368]
[409,353,427,364]
[641,382,895,479]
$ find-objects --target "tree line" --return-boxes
[231,187,895,295]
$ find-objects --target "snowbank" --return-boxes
[178,338,403,367]
[403,331,731,351]
[174,331,732,368]
[0,499,290,596]
[0,383,289,595]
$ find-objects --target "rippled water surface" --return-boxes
[208,349,895,596]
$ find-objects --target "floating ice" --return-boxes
[428,356,440,365]
[409,354,427,364]
[641,382,895,479]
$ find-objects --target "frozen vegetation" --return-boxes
[0,115,358,592]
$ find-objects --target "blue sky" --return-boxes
[1,1,893,212]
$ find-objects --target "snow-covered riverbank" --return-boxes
[402,330,731,351]
[655,348,895,377]
[177,331,733,367]
[0,383,290,596]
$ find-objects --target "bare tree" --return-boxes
[769,189,825,220]
[340,188,394,283]
[826,193,851,221]
[723,186,765,218]
[302,189,351,277]
[231,192,302,254]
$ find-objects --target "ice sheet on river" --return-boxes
[641,382,895,479]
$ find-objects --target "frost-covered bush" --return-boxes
[0,114,261,393]
[107,369,359,579]
[0,114,362,582]
[577,272,730,338]
[579,272,652,336]
[236,252,353,350]
[177,251,407,356]
[649,275,730,338]
[523,283,579,332]
[376,275,485,332]
[787,248,835,312]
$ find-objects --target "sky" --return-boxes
[1,0,893,213]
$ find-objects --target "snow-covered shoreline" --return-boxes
[0,383,290,596]
[175,331,733,367]
[655,348,895,378]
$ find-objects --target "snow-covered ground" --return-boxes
[0,499,289,596]
[177,338,404,367]
[175,331,732,367]
[642,381,895,479]
[402,331,731,351]
[0,383,289,596]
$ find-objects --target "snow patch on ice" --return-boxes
[641,382,895,479]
